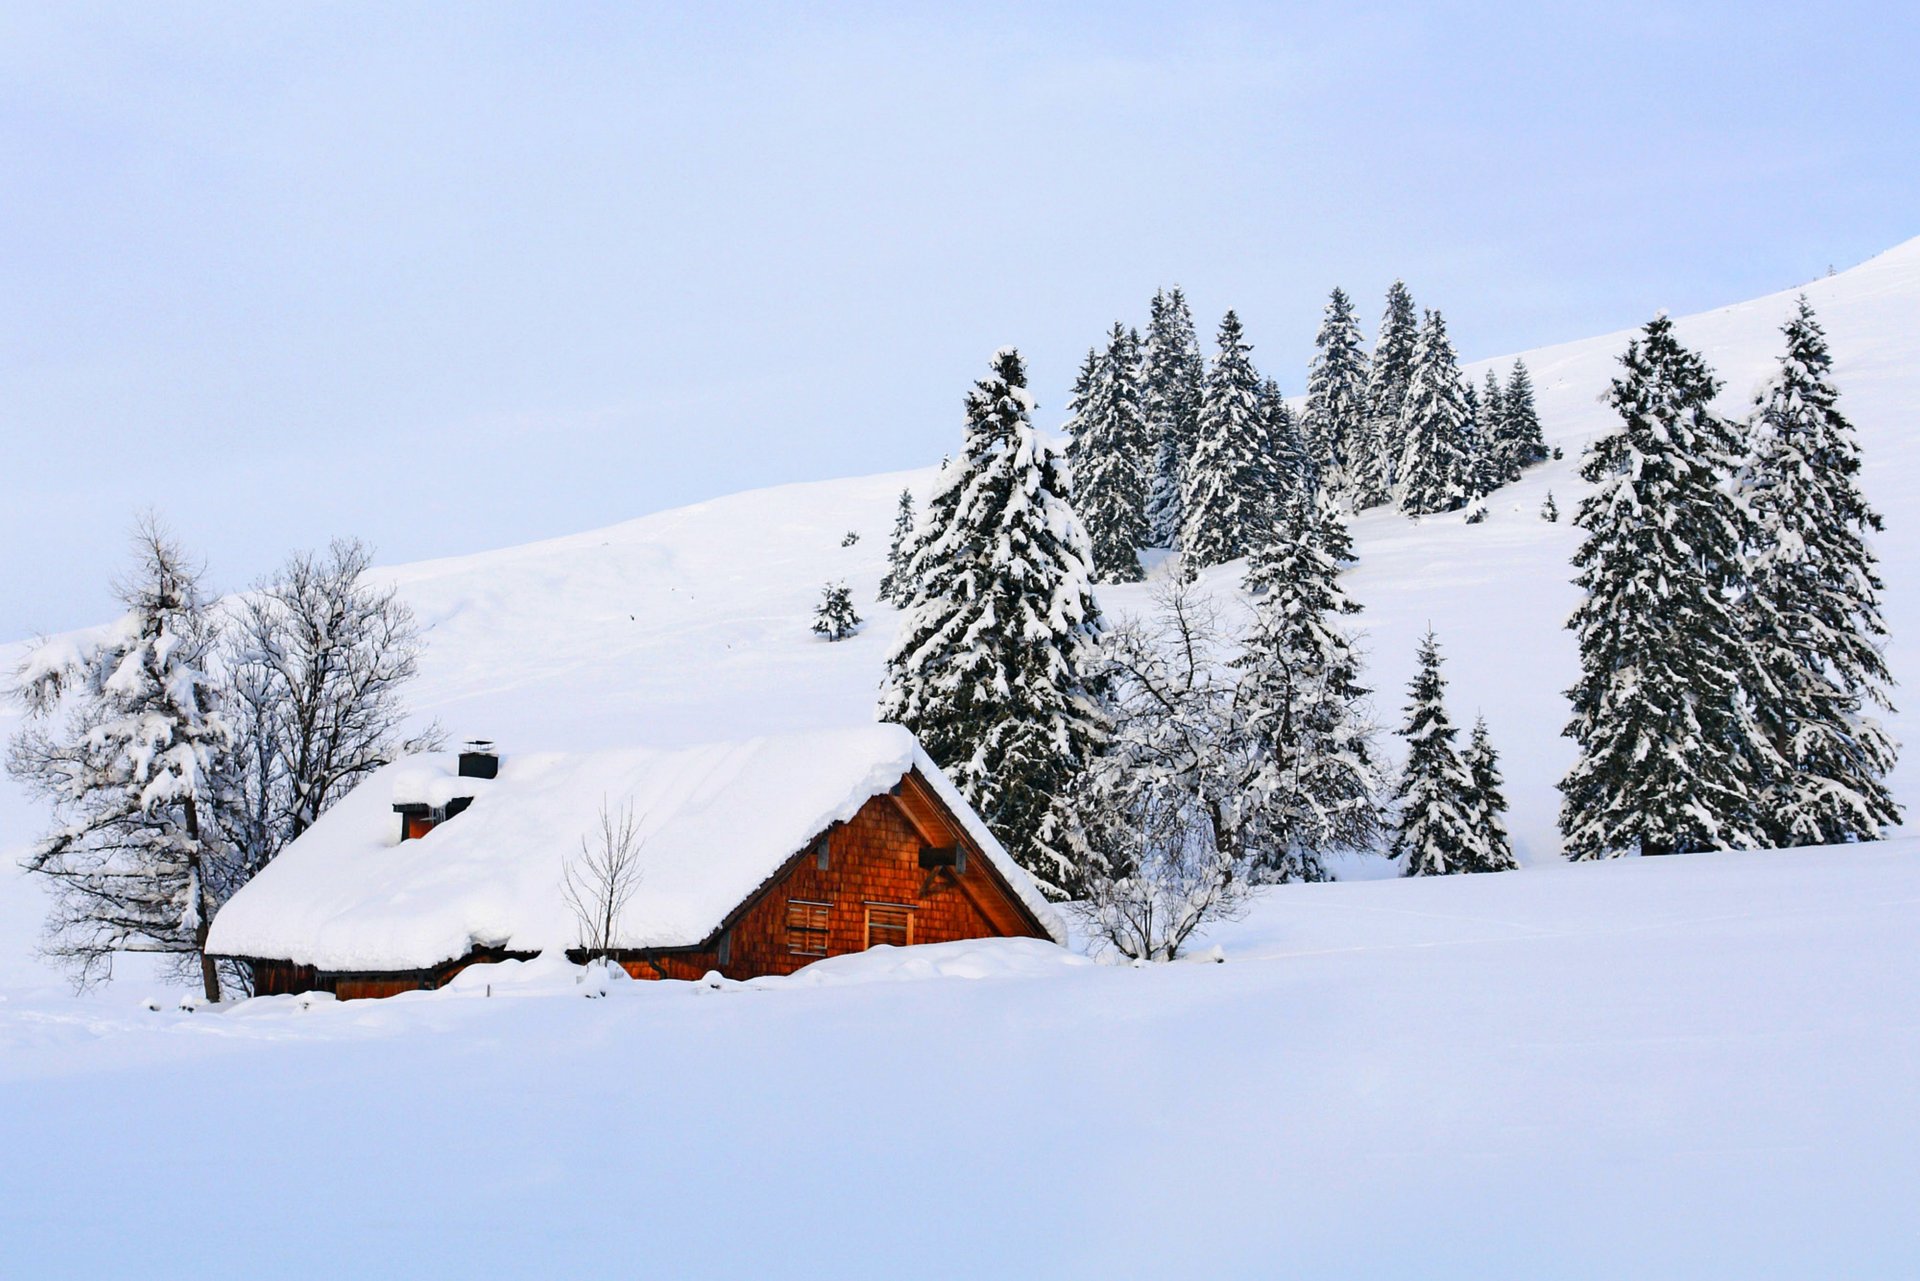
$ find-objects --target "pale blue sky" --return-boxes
[4,2,1916,639]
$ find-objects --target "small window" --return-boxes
[865,903,914,950]
[786,900,831,956]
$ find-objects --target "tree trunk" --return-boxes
[184,796,223,1003]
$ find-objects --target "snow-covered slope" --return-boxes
[4,237,1919,986]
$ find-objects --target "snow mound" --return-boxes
[766,936,1095,987]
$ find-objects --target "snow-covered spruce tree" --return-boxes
[812,581,862,640]
[1076,579,1252,958]
[216,538,441,902]
[1463,716,1518,872]
[1236,492,1384,880]
[1482,367,1517,485]
[1393,310,1477,516]
[1261,376,1316,501]
[877,487,917,606]
[1360,280,1419,506]
[1541,490,1559,522]
[8,519,233,998]
[1389,630,1488,877]
[1067,323,1150,583]
[1180,310,1272,570]
[1559,314,1776,859]
[1303,287,1371,501]
[1142,287,1207,549]
[1742,297,1899,845]
[1498,358,1549,476]
[878,348,1107,894]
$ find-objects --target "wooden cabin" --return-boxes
[206,726,1064,1000]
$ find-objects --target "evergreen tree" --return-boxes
[1180,310,1270,570]
[1541,490,1559,522]
[1067,323,1150,582]
[1360,280,1419,506]
[878,348,1107,894]
[1463,716,1518,872]
[1499,358,1549,475]
[1390,630,1487,876]
[812,581,862,640]
[1393,310,1477,515]
[1142,288,1207,549]
[1237,492,1383,879]
[1303,287,1372,501]
[1482,368,1517,485]
[1262,377,1316,497]
[1559,315,1777,859]
[1742,297,1899,845]
[9,519,233,998]
[877,487,917,605]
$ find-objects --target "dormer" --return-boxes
[391,742,495,841]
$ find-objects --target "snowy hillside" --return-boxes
[3,237,1919,988]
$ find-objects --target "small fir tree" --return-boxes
[1260,377,1315,511]
[878,348,1107,894]
[1559,315,1776,859]
[1390,630,1487,877]
[1067,323,1151,582]
[1393,310,1476,515]
[812,581,862,640]
[1541,490,1559,522]
[1498,358,1549,475]
[877,488,917,605]
[1142,288,1207,549]
[1482,367,1517,485]
[1180,310,1272,570]
[1463,716,1518,872]
[1303,287,1372,501]
[1742,297,1899,845]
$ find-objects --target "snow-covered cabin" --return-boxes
[207,724,1066,999]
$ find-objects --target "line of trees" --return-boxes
[1062,284,1549,583]
[9,521,439,999]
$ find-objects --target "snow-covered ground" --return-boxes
[4,840,1917,1277]
[3,239,1919,1274]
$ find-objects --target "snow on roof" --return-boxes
[207,723,1065,972]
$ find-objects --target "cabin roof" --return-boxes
[206,723,1066,972]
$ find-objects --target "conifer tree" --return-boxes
[1482,367,1517,485]
[1261,377,1315,500]
[1499,358,1549,475]
[1237,492,1383,879]
[1303,287,1372,501]
[1541,490,1559,522]
[1393,310,1476,515]
[812,581,862,640]
[878,348,1107,894]
[1067,323,1150,582]
[1360,280,1419,505]
[1742,297,1899,845]
[1463,716,1518,872]
[877,488,917,606]
[1559,315,1776,859]
[1180,310,1270,570]
[1390,630,1486,876]
[9,519,233,998]
[1142,288,1207,549]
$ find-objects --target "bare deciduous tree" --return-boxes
[562,801,645,961]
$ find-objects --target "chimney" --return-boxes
[458,739,499,780]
